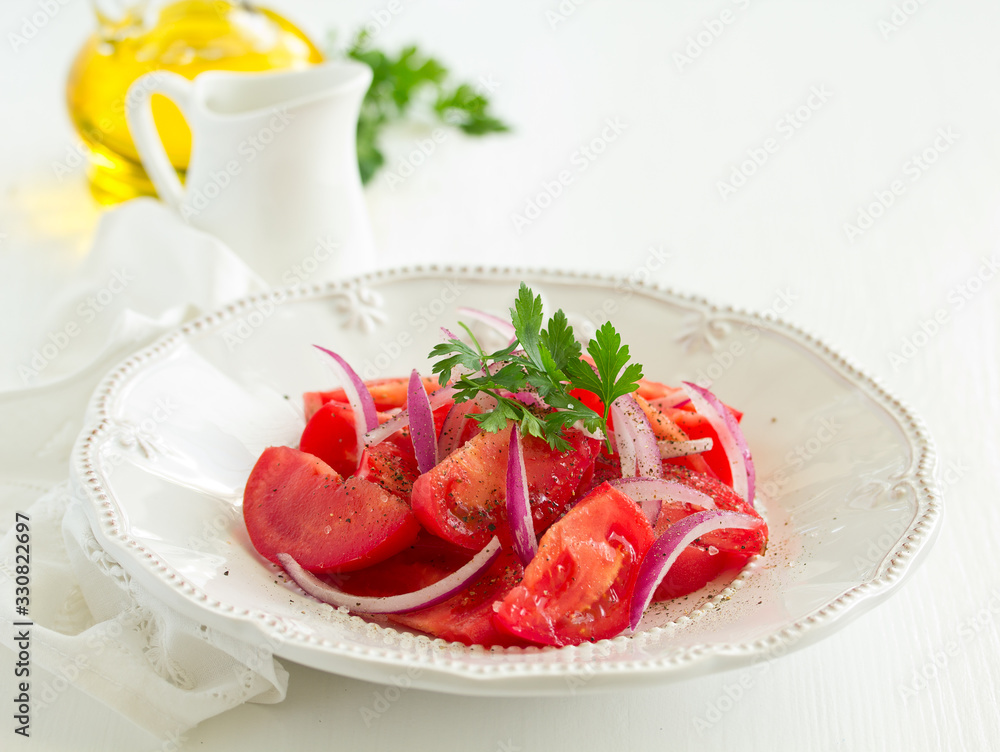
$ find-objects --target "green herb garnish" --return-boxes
[429,284,644,451]
[339,31,510,184]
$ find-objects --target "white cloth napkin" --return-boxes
[0,199,291,739]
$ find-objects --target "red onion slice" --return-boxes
[682,382,755,505]
[505,425,537,566]
[314,346,378,455]
[363,386,457,447]
[648,392,692,410]
[277,537,502,615]
[457,306,516,341]
[630,510,762,629]
[611,394,662,479]
[657,437,713,459]
[407,369,438,473]
[610,477,717,524]
[365,361,515,448]
[507,391,544,408]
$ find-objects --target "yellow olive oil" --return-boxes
[66,1,323,204]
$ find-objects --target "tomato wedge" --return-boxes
[357,441,420,502]
[243,446,421,572]
[410,423,598,550]
[304,376,442,420]
[328,532,475,596]
[654,465,767,556]
[389,550,527,647]
[651,545,750,601]
[494,482,655,647]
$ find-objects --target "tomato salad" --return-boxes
[243,288,767,647]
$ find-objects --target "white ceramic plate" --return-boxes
[73,267,941,695]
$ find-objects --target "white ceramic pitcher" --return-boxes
[126,61,375,285]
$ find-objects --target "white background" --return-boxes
[1,0,998,750]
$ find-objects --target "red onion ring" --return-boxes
[407,369,438,473]
[657,437,713,459]
[609,477,717,524]
[313,346,378,458]
[505,425,537,566]
[630,510,762,629]
[277,537,502,615]
[681,382,755,505]
[611,394,662,479]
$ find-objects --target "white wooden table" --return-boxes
[1,1,997,749]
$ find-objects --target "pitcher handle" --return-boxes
[125,71,193,210]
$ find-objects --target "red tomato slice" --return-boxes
[494,482,655,647]
[662,405,741,486]
[300,399,450,479]
[635,377,684,402]
[651,545,750,601]
[654,465,767,556]
[389,550,527,647]
[410,423,598,550]
[303,376,443,420]
[327,532,474,596]
[299,400,366,477]
[357,440,420,502]
[569,387,606,420]
[243,446,421,572]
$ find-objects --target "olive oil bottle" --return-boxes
[66,1,323,204]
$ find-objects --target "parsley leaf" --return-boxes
[509,284,545,366]
[540,309,581,375]
[428,284,644,451]
[565,322,644,426]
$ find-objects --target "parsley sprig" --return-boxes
[341,31,510,184]
[429,284,644,451]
